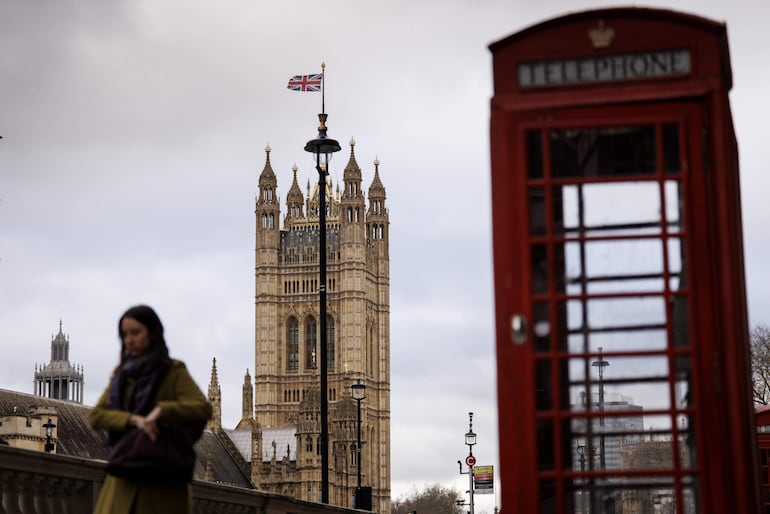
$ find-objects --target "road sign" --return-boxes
[466,455,476,467]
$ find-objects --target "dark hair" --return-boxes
[118,304,170,363]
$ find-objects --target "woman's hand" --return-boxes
[129,406,162,442]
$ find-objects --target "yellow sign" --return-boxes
[473,465,494,494]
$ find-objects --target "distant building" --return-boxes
[577,390,645,470]
[33,321,84,403]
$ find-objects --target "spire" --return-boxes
[210,357,220,387]
[369,157,386,196]
[343,137,362,182]
[236,368,256,430]
[259,144,276,183]
[367,157,388,227]
[207,357,222,430]
[285,163,305,222]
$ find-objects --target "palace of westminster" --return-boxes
[0,138,391,512]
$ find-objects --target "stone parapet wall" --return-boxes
[0,445,364,514]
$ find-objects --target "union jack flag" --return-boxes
[287,73,323,92]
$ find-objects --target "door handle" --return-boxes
[511,314,528,344]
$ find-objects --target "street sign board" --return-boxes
[473,465,494,494]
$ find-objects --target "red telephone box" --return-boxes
[489,8,758,514]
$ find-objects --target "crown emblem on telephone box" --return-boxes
[589,19,615,48]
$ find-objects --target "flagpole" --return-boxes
[321,62,326,114]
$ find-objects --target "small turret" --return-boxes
[367,157,388,245]
[341,138,365,229]
[285,164,305,223]
[256,144,281,255]
[236,369,256,429]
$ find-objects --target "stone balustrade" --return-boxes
[0,445,359,514]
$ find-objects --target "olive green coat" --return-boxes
[89,360,212,514]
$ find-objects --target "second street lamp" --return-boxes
[351,380,367,508]
[305,110,341,504]
[43,417,56,453]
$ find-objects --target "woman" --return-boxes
[89,305,212,514]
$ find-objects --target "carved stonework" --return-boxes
[251,141,391,512]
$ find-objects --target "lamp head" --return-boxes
[465,429,477,447]
[43,417,56,438]
[351,379,366,401]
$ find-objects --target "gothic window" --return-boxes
[287,317,299,371]
[368,323,376,376]
[305,316,317,369]
[355,207,360,222]
[269,213,274,228]
[305,436,313,452]
[347,207,353,222]
[327,316,335,371]
[262,213,268,228]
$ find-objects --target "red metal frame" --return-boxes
[757,407,770,510]
[490,8,757,514]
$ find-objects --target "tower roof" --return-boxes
[343,137,362,181]
[258,144,277,187]
[52,320,67,346]
[369,157,386,198]
[286,163,304,205]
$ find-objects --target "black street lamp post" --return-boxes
[43,417,56,453]
[576,443,589,514]
[351,379,367,508]
[592,347,610,514]
[592,347,609,470]
[305,111,341,504]
[457,412,477,514]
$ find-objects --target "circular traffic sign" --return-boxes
[466,455,476,467]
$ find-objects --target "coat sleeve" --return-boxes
[88,381,132,432]
[155,360,213,424]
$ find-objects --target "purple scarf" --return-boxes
[108,351,168,415]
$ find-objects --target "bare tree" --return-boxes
[751,324,770,405]
[391,484,465,514]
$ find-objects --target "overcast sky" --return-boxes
[2,1,769,511]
